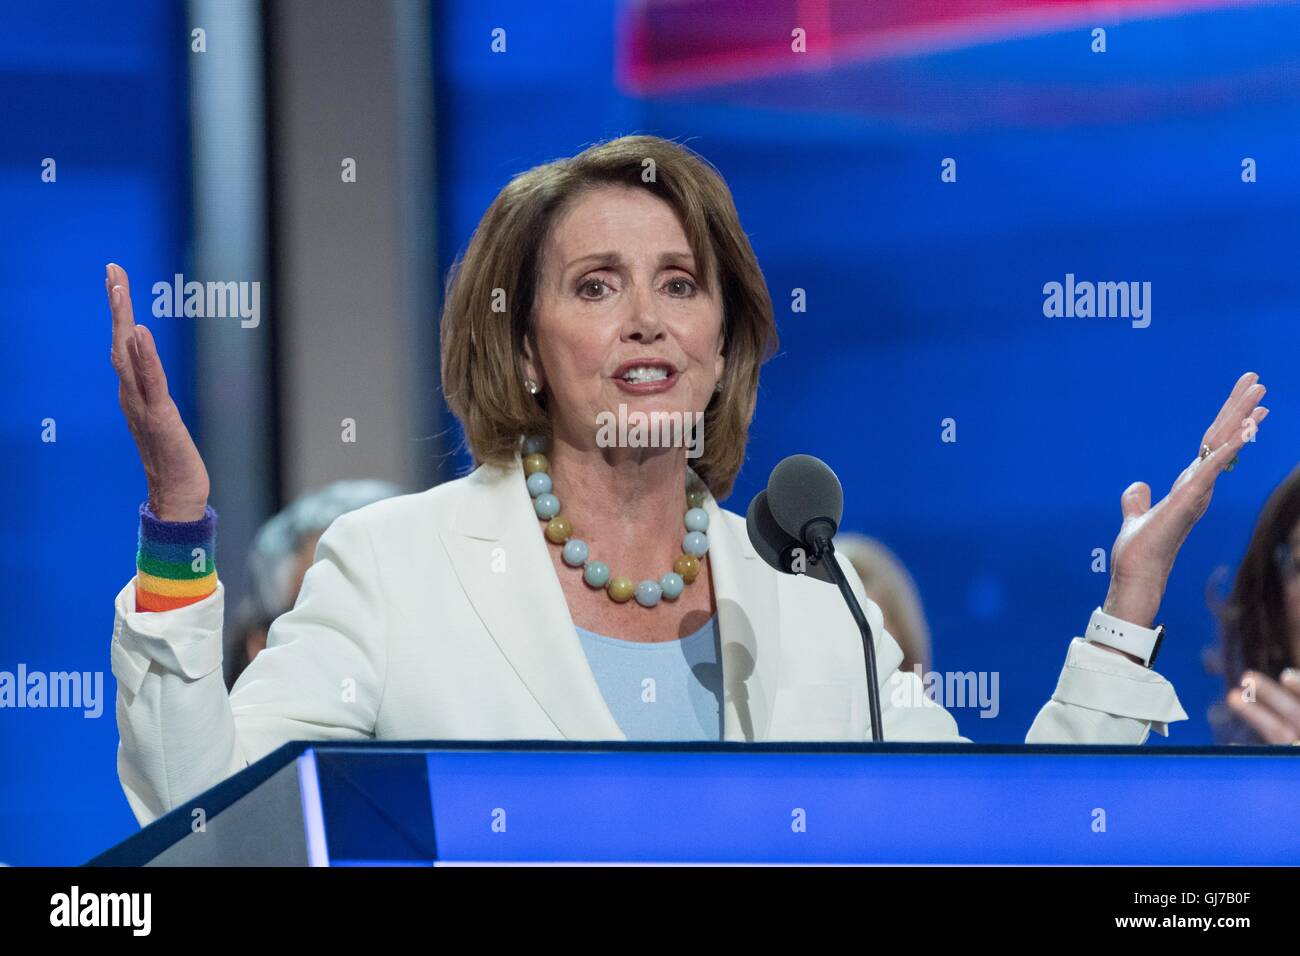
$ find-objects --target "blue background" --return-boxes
[0,2,192,866]
[2,0,1298,864]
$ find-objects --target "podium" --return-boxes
[89,741,1300,866]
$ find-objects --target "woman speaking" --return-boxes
[108,135,1268,826]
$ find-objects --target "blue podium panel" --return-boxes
[293,743,1300,867]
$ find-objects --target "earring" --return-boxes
[525,378,540,395]
[714,380,723,393]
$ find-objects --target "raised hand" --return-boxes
[107,263,210,521]
[1104,372,1269,629]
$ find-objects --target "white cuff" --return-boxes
[1049,637,1189,726]
[111,578,226,695]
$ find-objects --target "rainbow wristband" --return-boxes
[135,501,218,612]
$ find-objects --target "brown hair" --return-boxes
[439,134,777,499]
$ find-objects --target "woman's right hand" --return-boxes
[1227,670,1300,745]
[107,263,211,522]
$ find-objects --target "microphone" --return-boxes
[746,455,885,742]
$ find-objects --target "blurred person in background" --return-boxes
[227,480,402,689]
[1208,464,1300,744]
[834,534,932,675]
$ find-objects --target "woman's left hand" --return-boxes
[1103,372,1269,629]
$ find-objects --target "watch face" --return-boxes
[1148,625,1166,667]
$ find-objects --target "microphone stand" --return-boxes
[806,523,885,742]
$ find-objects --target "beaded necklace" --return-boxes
[522,436,710,607]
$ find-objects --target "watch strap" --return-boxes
[1084,607,1165,667]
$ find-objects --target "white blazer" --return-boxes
[112,454,1189,826]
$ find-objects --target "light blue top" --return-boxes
[575,615,724,741]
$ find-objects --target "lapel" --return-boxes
[437,454,781,743]
[438,456,626,741]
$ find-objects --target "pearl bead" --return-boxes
[635,580,663,607]
[607,576,635,603]
[523,435,547,455]
[545,516,572,544]
[686,487,708,508]
[659,572,684,599]
[674,553,700,583]
[583,561,610,587]
[684,507,709,532]
[683,531,709,556]
[562,539,588,567]
[523,453,549,475]
[526,472,552,497]
[533,493,560,519]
